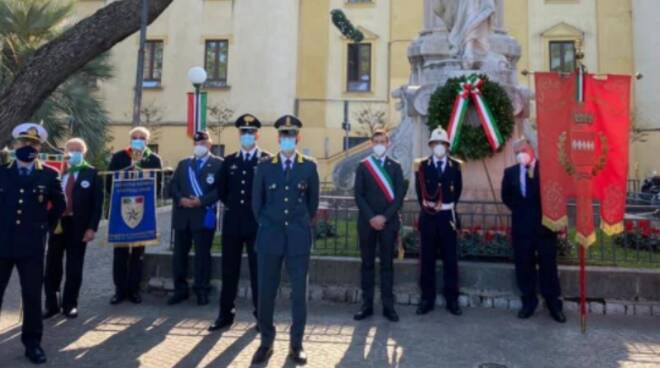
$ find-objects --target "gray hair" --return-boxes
[128,126,151,140]
[65,137,88,154]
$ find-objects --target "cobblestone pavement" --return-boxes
[1,222,659,368]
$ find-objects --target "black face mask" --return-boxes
[15,145,38,163]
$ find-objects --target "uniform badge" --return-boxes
[298,181,308,192]
[206,174,215,185]
[230,164,238,171]
[81,180,90,189]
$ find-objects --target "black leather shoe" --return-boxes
[25,346,47,364]
[63,308,78,319]
[446,300,463,316]
[353,307,373,321]
[167,293,188,305]
[517,306,535,319]
[289,347,308,365]
[208,316,234,331]
[42,308,60,320]
[549,308,567,323]
[128,293,142,304]
[251,346,273,365]
[383,308,399,322]
[196,294,209,306]
[110,294,124,305]
[416,302,434,315]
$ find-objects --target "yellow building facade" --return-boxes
[73,0,656,183]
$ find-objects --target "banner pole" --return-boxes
[579,246,587,333]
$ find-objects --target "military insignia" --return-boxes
[298,181,308,192]
[121,196,145,229]
[38,194,44,203]
[206,174,215,185]
[27,128,39,138]
[230,164,238,171]
[81,180,90,189]
[285,116,292,127]
[245,116,255,125]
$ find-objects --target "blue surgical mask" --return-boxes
[68,151,84,166]
[131,139,146,151]
[240,134,256,148]
[279,137,296,153]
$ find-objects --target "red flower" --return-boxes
[639,220,652,237]
[624,220,635,233]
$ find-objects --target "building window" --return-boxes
[347,43,371,92]
[143,40,164,88]
[549,41,576,73]
[205,40,229,88]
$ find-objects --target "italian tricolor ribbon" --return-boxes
[446,75,504,152]
[363,156,395,203]
[187,91,208,137]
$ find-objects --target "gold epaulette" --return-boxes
[449,156,464,169]
[413,158,426,172]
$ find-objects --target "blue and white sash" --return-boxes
[188,164,216,230]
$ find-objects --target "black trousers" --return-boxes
[172,228,214,295]
[419,211,459,304]
[44,217,88,311]
[113,246,145,296]
[219,232,258,319]
[0,256,44,349]
[257,253,309,349]
[357,220,396,310]
[512,232,562,310]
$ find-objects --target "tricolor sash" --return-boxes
[188,164,217,230]
[363,156,395,203]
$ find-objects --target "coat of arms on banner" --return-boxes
[121,196,145,229]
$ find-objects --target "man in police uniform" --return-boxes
[353,129,405,323]
[168,131,223,306]
[0,123,66,364]
[501,138,565,323]
[250,115,319,366]
[414,127,463,316]
[209,114,270,331]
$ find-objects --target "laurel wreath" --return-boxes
[427,75,515,161]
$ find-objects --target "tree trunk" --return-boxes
[0,0,174,144]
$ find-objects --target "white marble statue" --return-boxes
[429,0,497,66]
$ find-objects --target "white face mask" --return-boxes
[517,152,531,166]
[193,145,209,158]
[433,144,447,158]
[372,144,387,157]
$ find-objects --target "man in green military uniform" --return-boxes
[250,115,319,366]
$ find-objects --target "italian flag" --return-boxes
[187,91,207,137]
[363,156,395,203]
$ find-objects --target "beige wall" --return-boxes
[75,0,649,180]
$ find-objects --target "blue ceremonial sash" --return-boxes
[188,165,217,230]
[108,171,158,245]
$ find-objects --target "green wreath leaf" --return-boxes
[427,75,515,161]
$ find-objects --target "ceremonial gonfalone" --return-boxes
[108,171,159,245]
[535,64,632,332]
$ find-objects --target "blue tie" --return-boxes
[19,168,29,176]
[285,159,292,171]
[437,162,443,176]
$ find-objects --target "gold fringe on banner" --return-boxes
[542,215,568,232]
[600,221,624,236]
[576,231,597,248]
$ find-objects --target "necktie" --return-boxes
[285,159,292,171]
[19,167,29,176]
[437,162,444,176]
[65,174,75,215]
[196,159,204,174]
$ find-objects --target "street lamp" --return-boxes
[188,66,208,134]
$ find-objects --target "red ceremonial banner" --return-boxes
[535,72,631,247]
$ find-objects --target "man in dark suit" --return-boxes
[0,123,66,364]
[250,115,319,366]
[501,138,566,323]
[44,138,103,319]
[414,127,463,316]
[209,114,270,331]
[352,129,405,323]
[168,131,223,306]
[107,126,163,305]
